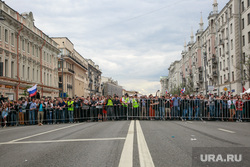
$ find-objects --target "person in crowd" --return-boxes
[106,95,114,121]
[228,96,236,121]
[122,94,129,120]
[165,95,172,120]
[58,98,66,123]
[18,100,24,125]
[172,94,180,119]
[132,95,139,120]
[37,99,45,126]
[194,95,200,120]
[68,98,74,123]
[2,103,9,127]
[236,97,243,122]
[29,98,37,125]
[113,96,121,120]
[140,96,147,120]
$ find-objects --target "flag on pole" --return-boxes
[27,84,37,97]
[180,87,185,94]
[165,90,168,94]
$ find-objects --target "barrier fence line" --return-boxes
[0,99,250,126]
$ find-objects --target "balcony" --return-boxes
[199,67,203,72]
[67,84,73,89]
[213,71,218,77]
[68,68,75,74]
[212,65,217,69]
[212,57,217,64]
[219,39,224,45]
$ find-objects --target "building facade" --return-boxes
[0,1,60,100]
[165,0,250,96]
[101,76,123,97]
[160,76,168,96]
[52,37,89,98]
[87,59,102,96]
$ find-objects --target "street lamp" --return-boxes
[155,90,160,97]
[204,51,208,96]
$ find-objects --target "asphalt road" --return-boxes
[0,120,249,167]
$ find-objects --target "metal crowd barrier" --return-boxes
[0,99,250,126]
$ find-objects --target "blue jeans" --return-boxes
[11,112,17,126]
[188,107,193,120]
[195,107,200,120]
[155,108,159,119]
[68,110,74,123]
[173,106,179,117]
[159,107,165,119]
[209,105,215,117]
[56,109,60,123]
[236,110,243,119]
[29,110,35,125]
[182,109,188,119]
[47,111,53,124]
[60,109,65,123]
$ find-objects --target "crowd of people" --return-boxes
[0,93,250,128]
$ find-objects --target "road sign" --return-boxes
[208,85,214,91]
[223,87,228,91]
[232,89,235,92]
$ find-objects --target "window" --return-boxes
[33,68,34,80]
[27,43,30,53]
[231,39,233,50]
[0,26,1,40]
[231,55,234,64]
[232,72,234,81]
[22,39,25,51]
[248,13,250,25]
[5,29,8,43]
[248,31,250,43]
[5,59,8,77]
[242,18,245,29]
[248,0,250,7]
[32,45,34,56]
[220,76,222,84]
[37,70,39,81]
[242,1,245,12]
[224,74,226,80]
[220,62,222,70]
[11,33,14,45]
[227,58,229,66]
[244,70,247,79]
[36,47,38,57]
[243,52,246,63]
[230,23,233,34]
[44,51,46,60]
[27,67,30,80]
[243,35,245,46]
[11,62,14,78]
[223,60,225,68]
[22,65,25,78]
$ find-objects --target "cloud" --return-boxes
[6,0,229,95]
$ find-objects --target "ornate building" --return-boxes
[0,1,60,100]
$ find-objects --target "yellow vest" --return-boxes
[68,101,74,111]
[107,99,113,106]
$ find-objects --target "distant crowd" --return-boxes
[1,93,250,128]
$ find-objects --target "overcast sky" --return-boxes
[6,0,228,95]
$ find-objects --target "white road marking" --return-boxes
[187,121,193,123]
[136,120,155,167]
[8,123,80,143]
[0,137,126,145]
[118,120,134,167]
[218,128,235,134]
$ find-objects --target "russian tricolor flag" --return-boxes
[180,87,185,94]
[27,84,37,97]
[166,90,168,94]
